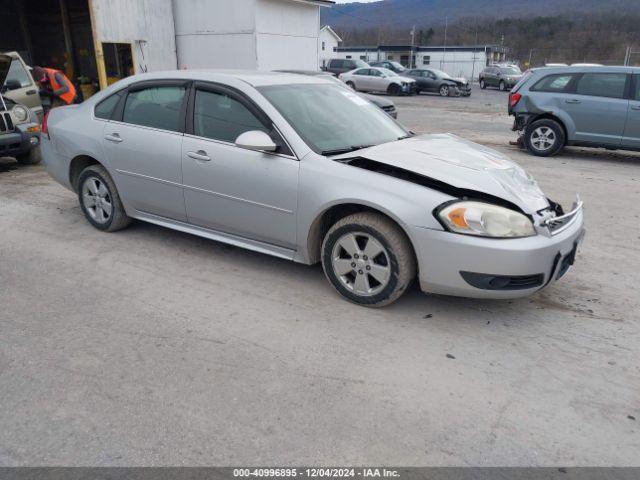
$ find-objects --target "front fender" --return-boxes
[295,154,454,264]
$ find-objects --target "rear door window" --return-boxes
[122,86,186,131]
[575,73,627,99]
[331,60,343,69]
[634,75,640,100]
[531,74,576,92]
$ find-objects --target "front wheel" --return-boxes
[346,81,356,90]
[388,83,401,96]
[524,119,565,157]
[15,147,41,165]
[439,84,450,96]
[321,212,416,307]
[499,80,506,91]
[480,79,486,89]
[78,164,132,232]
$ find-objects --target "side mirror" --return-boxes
[235,130,277,152]
[3,79,21,91]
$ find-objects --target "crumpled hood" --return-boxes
[450,77,468,85]
[340,134,549,213]
[0,54,11,88]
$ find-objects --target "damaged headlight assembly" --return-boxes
[436,201,536,238]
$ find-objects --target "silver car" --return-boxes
[41,71,585,307]
[339,67,416,96]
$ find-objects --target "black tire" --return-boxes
[499,80,506,91]
[524,118,565,157]
[439,84,450,96]
[346,81,356,90]
[415,88,421,95]
[321,212,416,307]
[388,84,401,96]
[15,147,41,165]
[77,164,131,232]
[480,79,486,89]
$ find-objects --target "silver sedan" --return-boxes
[339,67,416,96]
[41,71,584,307]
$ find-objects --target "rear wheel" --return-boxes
[16,147,41,165]
[480,79,486,89]
[78,164,131,232]
[524,119,565,157]
[499,80,506,91]
[388,83,401,96]
[321,212,416,307]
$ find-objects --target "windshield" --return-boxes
[354,59,369,68]
[378,68,397,77]
[501,66,521,75]
[389,61,406,71]
[431,69,451,79]
[259,84,408,155]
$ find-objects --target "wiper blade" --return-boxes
[321,145,374,156]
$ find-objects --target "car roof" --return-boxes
[529,65,635,74]
[111,69,335,88]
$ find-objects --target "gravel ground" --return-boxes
[0,86,638,466]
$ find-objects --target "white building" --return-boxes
[318,25,342,69]
[335,45,509,82]
[174,0,334,71]
[42,0,334,90]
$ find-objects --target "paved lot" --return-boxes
[1,86,638,466]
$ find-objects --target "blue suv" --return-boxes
[509,66,640,156]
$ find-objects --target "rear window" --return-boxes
[575,73,627,99]
[94,90,123,119]
[531,74,576,92]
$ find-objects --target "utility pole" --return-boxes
[528,49,534,68]
[410,25,416,68]
[624,46,631,66]
[442,16,448,69]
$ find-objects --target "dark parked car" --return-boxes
[406,68,471,97]
[479,64,522,91]
[369,61,407,74]
[509,66,640,156]
[323,58,369,76]
[275,70,398,118]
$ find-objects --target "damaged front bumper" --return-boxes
[409,199,585,299]
[0,122,40,156]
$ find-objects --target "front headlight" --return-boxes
[437,201,536,238]
[13,105,29,123]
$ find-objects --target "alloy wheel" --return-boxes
[331,232,391,297]
[82,176,113,224]
[530,126,557,151]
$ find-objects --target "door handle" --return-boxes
[26,89,37,95]
[187,150,211,162]
[631,105,640,111]
[104,133,123,143]
[565,99,581,104]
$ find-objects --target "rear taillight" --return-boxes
[41,110,50,139]
[509,92,522,108]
